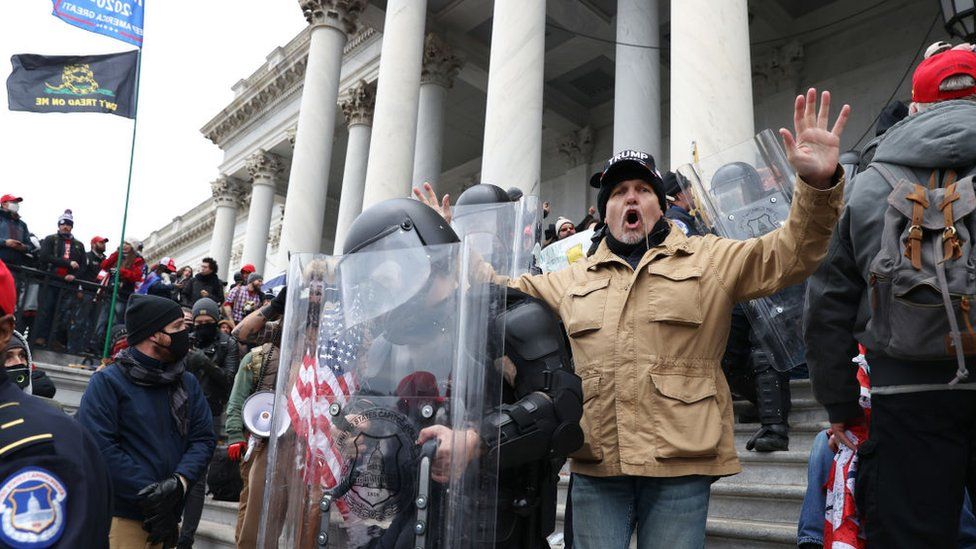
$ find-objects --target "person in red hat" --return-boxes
[0,194,35,269]
[65,236,110,354]
[805,43,976,547]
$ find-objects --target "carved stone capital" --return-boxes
[245,149,285,186]
[557,126,595,169]
[421,33,463,88]
[753,40,804,95]
[298,0,364,34]
[339,79,377,127]
[210,176,246,208]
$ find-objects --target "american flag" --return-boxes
[286,286,363,497]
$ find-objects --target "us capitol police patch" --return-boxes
[0,467,66,548]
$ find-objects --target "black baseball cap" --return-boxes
[591,150,667,217]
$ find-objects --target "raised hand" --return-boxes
[779,88,851,189]
[412,182,452,224]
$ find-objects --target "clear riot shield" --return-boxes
[675,129,805,371]
[451,196,541,278]
[258,242,504,548]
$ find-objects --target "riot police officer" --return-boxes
[712,162,797,452]
[0,259,113,548]
[301,198,584,548]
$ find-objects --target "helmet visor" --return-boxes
[339,226,432,326]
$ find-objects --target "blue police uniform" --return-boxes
[0,376,112,548]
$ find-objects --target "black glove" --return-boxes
[141,511,179,546]
[266,285,287,318]
[187,349,221,377]
[137,475,185,520]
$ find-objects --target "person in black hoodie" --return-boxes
[177,297,239,548]
[34,209,86,347]
[187,257,224,304]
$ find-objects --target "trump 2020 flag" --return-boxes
[52,0,145,47]
[6,51,138,118]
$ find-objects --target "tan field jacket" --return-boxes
[506,175,844,478]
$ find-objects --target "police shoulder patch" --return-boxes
[0,467,67,548]
[672,219,690,236]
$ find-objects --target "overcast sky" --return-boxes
[0,2,304,247]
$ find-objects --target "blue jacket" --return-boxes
[76,351,215,520]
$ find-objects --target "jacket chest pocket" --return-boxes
[646,265,703,326]
[565,277,611,337]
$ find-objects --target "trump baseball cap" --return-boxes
[912,49,976,103]
[0,195,23,204]
[591,150,667,217]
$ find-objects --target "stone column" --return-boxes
[242,150,284,274]
[276,0,364,266]
[411,33,462,189]
[361,0,428,209]
[481,0,546,196]
[334,80,376,253]
[670,0,754,167]
[613,0,661,157]
[208,176,245,281]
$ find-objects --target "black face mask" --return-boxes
[161,329,191,361]
[6,365,30,390]
[193,323,218,345]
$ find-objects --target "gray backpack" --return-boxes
[866,163,976,384]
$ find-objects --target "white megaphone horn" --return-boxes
[241,391,278,439]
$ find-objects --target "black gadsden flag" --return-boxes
[6,50,137,118]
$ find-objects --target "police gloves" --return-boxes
[138,474,185,543]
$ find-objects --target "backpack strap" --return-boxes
[872,163,912,189]
[904,184,929,270]
[933,238,970,385]
[939,179,963,263]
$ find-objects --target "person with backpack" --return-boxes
[804,46,976,546]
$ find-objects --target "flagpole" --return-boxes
[101,49,142,358]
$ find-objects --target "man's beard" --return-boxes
[617,230,646,245]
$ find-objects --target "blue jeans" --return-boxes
[571,473,712,549]
[797,430,832,546]
[798,429,976,548]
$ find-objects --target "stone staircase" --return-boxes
[39,361,825,549]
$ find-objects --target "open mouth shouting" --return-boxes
[623,207,643,232]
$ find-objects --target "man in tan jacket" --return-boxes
[417,88,850,548]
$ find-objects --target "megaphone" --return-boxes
[242,391,277,438]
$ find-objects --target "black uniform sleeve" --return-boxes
[481,291,584,469]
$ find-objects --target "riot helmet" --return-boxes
[454,183,512,208]
[711,161,765,213]
[343,197,458,254]
[341,198,459,342]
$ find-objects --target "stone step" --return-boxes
[787,377,813,401]
[733,397,827,424]
[201,498,239,527]
[190,519,235,549]
[720,451,810,486]
[705,517,796,548]
[708,483,806,525]
[733,421,827,453]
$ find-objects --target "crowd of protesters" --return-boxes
[7,39,976,549]
[0,198,274,365]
